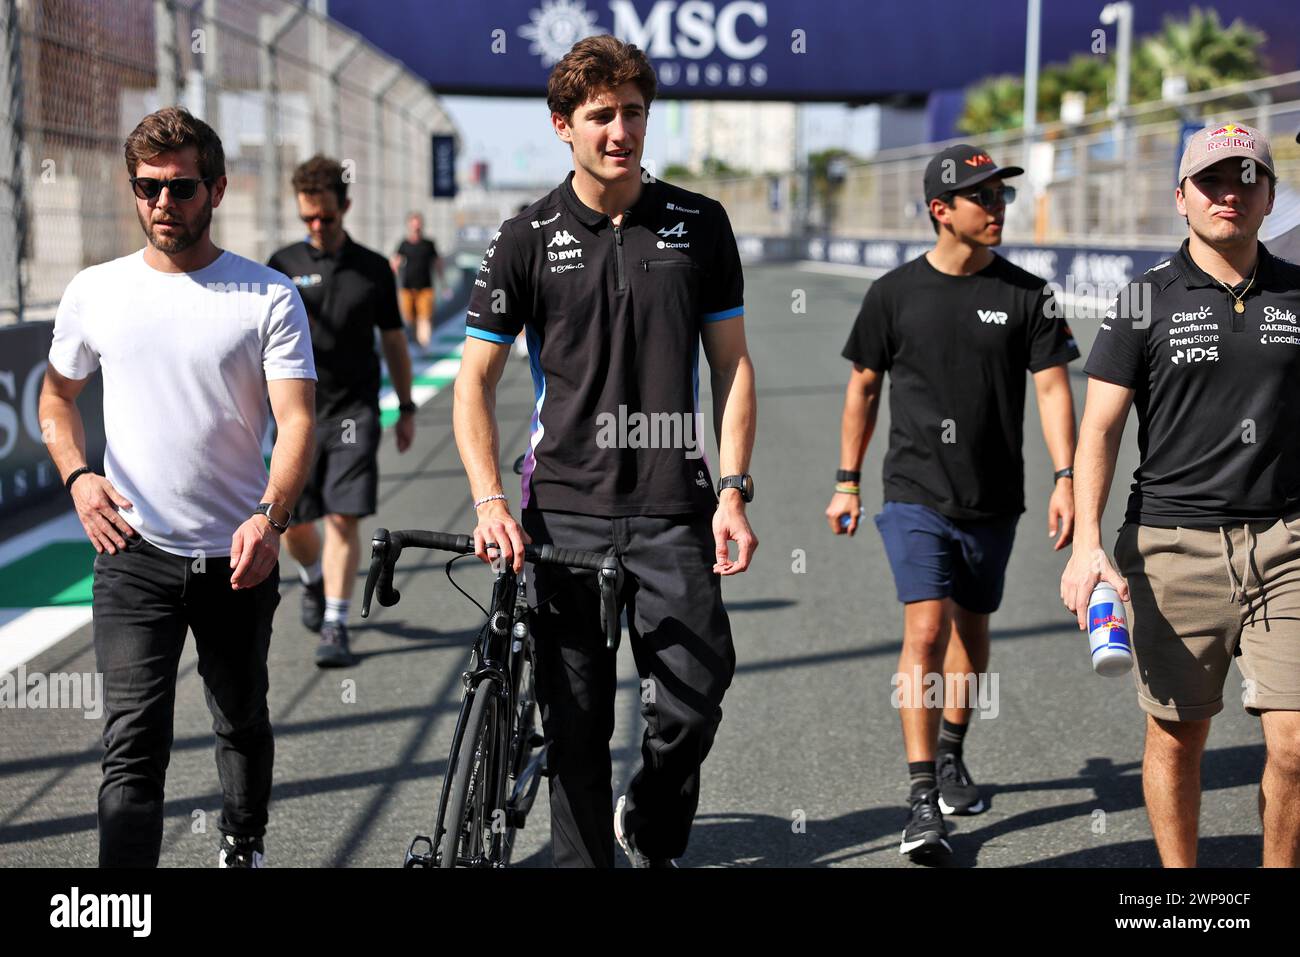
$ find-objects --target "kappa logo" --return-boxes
[977,309,1008,325]
[547,230,580,248]
[657,222,688,239]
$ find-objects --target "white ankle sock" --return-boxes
[324,598,350,624]
[297,560,323,585]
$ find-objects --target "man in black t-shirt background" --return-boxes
[826,145,1079,861]
[1061,124,1300,868]
[268,156,417,667]
[453,36,757,868]
[390,212,441,353]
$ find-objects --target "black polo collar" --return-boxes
[560,171,659,227]
[1175,238,1275,291]
[305,233,353,262]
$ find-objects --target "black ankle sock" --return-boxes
[908,760,936,799]
[937,718,969,756]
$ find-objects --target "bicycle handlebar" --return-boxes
[361,528,623,650]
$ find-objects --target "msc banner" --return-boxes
[326,0,1295,101]
[0,322,105,522]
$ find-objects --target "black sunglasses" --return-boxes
[950,185,1016,210]
[129,176,212,201]
[300,213,338,226]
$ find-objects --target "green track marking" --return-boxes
[0,541,96,607]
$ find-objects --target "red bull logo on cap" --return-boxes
[1207,123,1256,151]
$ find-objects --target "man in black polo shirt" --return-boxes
[268,155,417,667]
[827,145,1079,861]
[1062,124,1300,867]
[390,212,441,353]
[453,35,757,868]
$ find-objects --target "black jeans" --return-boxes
[522,511,736,867]
[91,535,279,867]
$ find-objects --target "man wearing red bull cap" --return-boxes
[1062,122,1300,867]
[827,144,1079,861]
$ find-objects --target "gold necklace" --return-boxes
[1217,260,1259,314]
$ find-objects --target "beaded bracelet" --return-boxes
[474,493,507,509]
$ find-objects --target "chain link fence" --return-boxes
[683,71,1300,248]
[1,0,458,325]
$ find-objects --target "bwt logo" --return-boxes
[978,309,1008,325]
[547,230,580,248]
[548,248,584,261]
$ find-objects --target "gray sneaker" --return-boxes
[613,794,677,868]
[315,620,355,668]
[301,578,325,633]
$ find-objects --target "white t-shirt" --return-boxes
[49,249,316,557]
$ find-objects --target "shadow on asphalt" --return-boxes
[676,743,1266,868]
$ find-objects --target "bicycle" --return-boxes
[361,527,621,868]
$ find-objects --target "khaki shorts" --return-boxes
[1114,516,1300,720]
[398,287,434,323]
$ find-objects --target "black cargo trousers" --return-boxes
[522,509,736,867]
[91,534,279,867]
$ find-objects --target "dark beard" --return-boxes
[137,198,212,254]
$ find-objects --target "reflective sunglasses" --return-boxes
[300,213,338,226]
[129,176,212,201]
[953,185,1016,210]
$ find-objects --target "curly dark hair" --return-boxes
[124,106,225,179]
[291,154,348,205]
[546,35,656,121]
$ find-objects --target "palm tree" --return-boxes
[1133,6,1266,101]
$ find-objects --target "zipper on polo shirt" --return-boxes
[613,222,626,291]
[640,259,693,271]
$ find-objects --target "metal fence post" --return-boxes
[259,5,305,261]
[0,0,25,322]
[154,0,178,106]
[326,38,360,159]
[370,65,403,251]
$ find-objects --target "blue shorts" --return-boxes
[874,501,1019,614]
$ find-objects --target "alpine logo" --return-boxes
[658,222,688,238]
[977,309,1008,325]
[1170,347,1219,365]
[547,230,580,248]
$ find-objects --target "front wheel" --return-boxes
[438,680,501,867]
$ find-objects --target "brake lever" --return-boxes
[361,528,390,618]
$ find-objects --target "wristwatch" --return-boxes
[717,473,755,503]
[254,502,291,532]
[398,400,417,416]
[1053,467,1074,483]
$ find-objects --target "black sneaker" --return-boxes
[218,834,265,868]
[937,751,985,815]
[900,788,951,859]
[614,795,677,868]
[315,620,355,668]
[301,578,325,633]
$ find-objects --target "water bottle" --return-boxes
[1087,583,1133,676]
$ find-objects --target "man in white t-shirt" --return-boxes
[39,107,317,868]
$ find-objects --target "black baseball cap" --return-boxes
[923,144,1024,204]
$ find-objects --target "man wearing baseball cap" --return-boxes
[828,144,1079,861]
[1062,122,1300,866]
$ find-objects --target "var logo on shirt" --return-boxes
[977,309,1008,325]
[547,230,580,248]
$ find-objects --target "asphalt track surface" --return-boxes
[0,262,1267,868]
